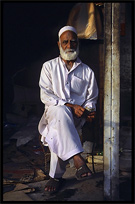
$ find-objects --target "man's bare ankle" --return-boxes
[73,154,85,169]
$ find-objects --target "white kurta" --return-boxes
[38,56,98,161]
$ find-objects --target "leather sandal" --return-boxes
[75,164,93,181]
[44,177,65,195]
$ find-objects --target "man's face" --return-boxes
[58,30,79,61]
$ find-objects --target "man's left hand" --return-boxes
[86,111,96,122]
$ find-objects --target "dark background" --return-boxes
[2,2,77,120]
[2,2,103,149]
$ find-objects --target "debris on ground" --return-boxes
[3,115,132,201]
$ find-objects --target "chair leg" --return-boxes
[38,135,50,173]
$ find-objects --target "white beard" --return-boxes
[59,44,79,61]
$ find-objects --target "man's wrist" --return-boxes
[65,103,74,108]
[85,107,95,112]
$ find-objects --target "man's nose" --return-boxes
[67,41,72,49]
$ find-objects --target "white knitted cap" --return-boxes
[58,26,77,38]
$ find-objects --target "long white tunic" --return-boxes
[38,56,98,160]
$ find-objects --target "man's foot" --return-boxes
[75,164,93,180]
[44,177,65,195]
[73,154,92,180]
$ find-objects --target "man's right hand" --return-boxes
[65,103,85,118]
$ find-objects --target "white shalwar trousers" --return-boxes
[39,105,85,178]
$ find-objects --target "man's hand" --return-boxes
[65,103,85,118]
[86,111,96,122]
[72,104,85,118]
[65,103,96,121]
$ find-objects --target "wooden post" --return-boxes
[104,3,120,200]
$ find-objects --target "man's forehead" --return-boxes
[60,30,77,40]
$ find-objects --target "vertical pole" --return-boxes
[104,3,112,200]
[104,3,120,201]
[111,3,120,200]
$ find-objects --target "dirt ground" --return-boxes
[3,162,104,201]
[2,116,133,202]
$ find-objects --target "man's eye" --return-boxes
[71,40,77,44]
[63,41,68,44]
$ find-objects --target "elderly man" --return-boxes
[38,26,98,194]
